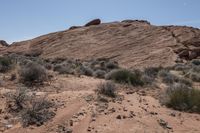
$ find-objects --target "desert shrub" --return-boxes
[79,65,93,76]
[164,83,200,113]
[0,56,12,72]
[189,72,200,82]
[105,61,119,69]
[19,62,47,86]
[93,69,106,78]
[158,69,192,86]
[53,64,74,74]
[142,66,162,85]
[6,88,55,127]
[96,82,117,97]
[21,97,55,127]
[106,69,144,86]
[6,88,30,112]
[185,66,200,82]
[44,63,52,70]
[191,59,200,66]
[173,63,190,72]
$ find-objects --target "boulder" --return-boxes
[85,19,101,27]
[0,40,9,47]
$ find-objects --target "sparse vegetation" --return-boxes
[6,88,55,127]
[106,69,144,86]
[19,62,47,86]
[96,82,117,97]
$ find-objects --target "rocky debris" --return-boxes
[158,119,172,130]
[0,40,9,47]
[150,111,158,115]
[129,111,136,118]
[85,19,101,27]
[170,112,176,117]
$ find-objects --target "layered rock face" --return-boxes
[0,20,200,68]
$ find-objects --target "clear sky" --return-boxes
[0,0,200,43]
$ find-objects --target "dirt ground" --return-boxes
[0,73,199,133]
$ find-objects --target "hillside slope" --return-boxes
[1,20,200,68]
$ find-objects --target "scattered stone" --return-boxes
[69,120,73,126]
[158,119,172,130]
[129,111,136,118]
[170,112,176,117]
[123,107,128,112]
[116,115,122,119]
[87,126,92,132]
[150,111,158,115]
[122,115,127,119]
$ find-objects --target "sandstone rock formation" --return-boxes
[0,20,200,68]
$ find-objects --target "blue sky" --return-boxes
[0,0,200,43]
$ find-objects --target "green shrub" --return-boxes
[19,62,47,86]
[106,69,144,86]
[97,82,117,97]
[165,83,200,113]
[0,56,12,72]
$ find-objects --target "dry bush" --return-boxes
[6,88,55,127]
[6,88,30,112]
[19,62,47,86]
[21,97,55,127]
[96,82,117,98]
